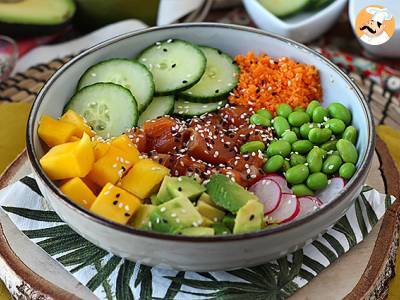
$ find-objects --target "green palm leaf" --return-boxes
[57,244,107,267]
[227,268,275,289]
[87,256,122,291]
[385,194,392,209]
[311,241,337,263]
[20,176,43,196]
[134,265,153,300]
[360,194,378,227]
[23,225,74,239]
[163,271,185,300]
[322,233,345,256]
[332,216,357,247]
[197,272,217,281]
[2,206,63,223]
[354,198,368,239]
[70,250,110,273]
[250,264,278,286]
[361,186,373,193]
[94,260,114,300]
[288,250,303,280]
[38,235,93,256]
[302,256,324,274]
[116,260,135,300]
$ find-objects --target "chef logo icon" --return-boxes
[355,5,395,45]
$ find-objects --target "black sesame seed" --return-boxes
[116,193,121,198]
[244,156,250,161]
[272,92,277,96]
[158,158,163,164]
[113,200,118,205]
[217,50,222,55]
[163,48,168,52]
[121,166,126,172]
[171,63,176,68]
[246,175,251,180]
[224,144,229,148]
[178,187,183,192]
[125,213,130,217]
[215,89,219,93]
[249,214,255,221]
[182,80,188,84]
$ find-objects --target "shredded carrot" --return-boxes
[229,52,322,113]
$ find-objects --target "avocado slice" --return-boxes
[206,174,258,213]
[196,199,225,223]
[178,227,215,237]
[149,196,203,234]
[233,201,264,234]
[154,176,174,205]
[212,222,231,235]
[130,204,156,230]
[0,0,76,38]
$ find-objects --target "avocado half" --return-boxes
[0,0,76,38]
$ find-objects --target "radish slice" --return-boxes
[263,174,292,194]
[266,193,300,223]
[317,177,345,203]
[298,196,322,218]
[249,179,282,214]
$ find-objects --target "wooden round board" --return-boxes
[0,137,398,299]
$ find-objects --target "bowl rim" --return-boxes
[26,22,375,243]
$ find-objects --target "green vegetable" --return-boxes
[324,118,346,135]
[240,141,265,154]
[288,111,310,127]
[339,163,356,179]
[292,127,301,138]
[273,116,290,137]
[250,114,271,127]
[292,140,313,154]
[300,123,315,139]
[266,140,291,157]
[292,184,314,196]
[322,154,342,174]
[282,160,290,171]
[306,100,320,117]
[321,140,337,151]
[285,164,309,184]
[328,102,352,125]
[256,108,273,120]
[281,130,298,144]
[290,153,307,166]
[307,147,323,173]
[308,128,332,144]
[312,106,328,123]
[336,139,358,164]
[294,107,305,112]
[342,126,358,144]
[276,103,292,118]
[306,172,328,191]
[263,155,284,173]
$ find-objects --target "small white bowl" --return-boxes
[243,0,348,43]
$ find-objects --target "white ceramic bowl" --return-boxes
[243,0,348,43]
[27,23,375,271]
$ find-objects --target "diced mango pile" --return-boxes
[38,110,170,225]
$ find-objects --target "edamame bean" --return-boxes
[300,123,315,139]
[266,140,291,157]
[306,100,320,117]
[256,109,273,120]
[308,128,332,144]
[282,160,290,171]
[292,127,301,138]
[292,140,313,154]
[306,172,328,191]
[321,140,337,151]
[285,164,309,184]
[263,155,284,173]
[294,107,305,112]
[312,106,329,123]
[288,111,310,127]
[273,116,290,137]
[324,118,346,135]
[339,163,356,179]
[276,103,293,118]
[250,114,271,127]
[240,141,265,154]
[292,184,314,196]
[282,130,298,144]
[322,154,342,174]
[342,126,358,144]
[328,102,352,125]
[307,147,324,173]
[336,139,358,163]
[290,153,307,166]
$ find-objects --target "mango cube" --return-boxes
[111,134,140,165]
[91,183,141,224]
[93,141,111,160]
[121,159,170,199]
[60,110,95,138]
[38,115,77,147]
[88,146,133,187]
[60,177,96,209]
[39,133,94,180]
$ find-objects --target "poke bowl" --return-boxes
[26,23,375,271]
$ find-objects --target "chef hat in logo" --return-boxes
[365,6,393,24]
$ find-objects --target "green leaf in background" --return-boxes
[116,260,135,300]
[2,206,63,222]
[322,233,345,256]
[163,271,185,300]
[354,198,368,239]
[87,256,122,292]
[332,215,357,247]
[360,194,378,227]
[134,265,153,300]
[311,241,337,263]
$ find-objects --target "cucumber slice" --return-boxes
[65,83,138,139]
[173,98,226,117]
[138,39,206,95]
[180,46,239,102]
[77,59,154,113]
[138,95,174,126]
[258,0,310,18]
